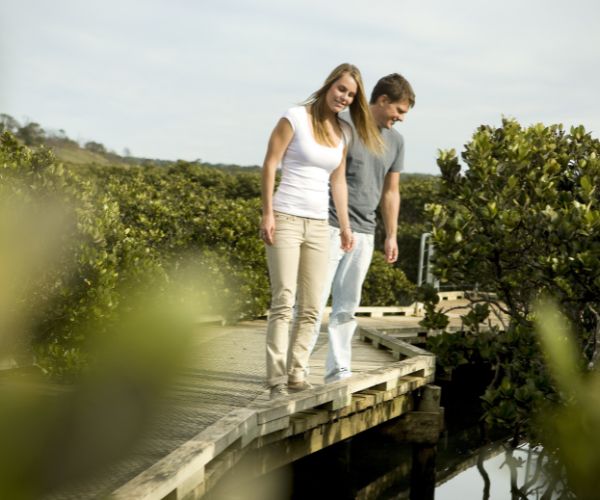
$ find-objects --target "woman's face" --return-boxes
[325,72,358,114]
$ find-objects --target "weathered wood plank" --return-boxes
[359,327,433,358]
[234,393,415,478]
[253,355,433,425]
[112,408,256,500]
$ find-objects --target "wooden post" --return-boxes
[409,385,441,500]
[410,444,436,500]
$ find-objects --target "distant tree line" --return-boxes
[0,112,125,158]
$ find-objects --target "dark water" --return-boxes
[208,366,555,499]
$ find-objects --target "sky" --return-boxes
[1,0,599,174]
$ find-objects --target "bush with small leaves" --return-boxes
[424,119,600,442]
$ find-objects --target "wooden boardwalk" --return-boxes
[111,323,436,499]
[47,294,471,499]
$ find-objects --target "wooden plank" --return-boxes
[253,355,433,426]
[290,411,320,434]
[351,394,371,412]
[236,393,415,477]
[253,384,351,424]
[319,392,353,411]
[438,291,465,301]
[372,377,400,392]
[359,327,433,358]
[112,408,256,500]
[330,305,415,317]
[201,445,252,496]
[355,391,376,408]
[396,375,428,395]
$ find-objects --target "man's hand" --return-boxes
[384,235,398,263]
[340,227,355,252]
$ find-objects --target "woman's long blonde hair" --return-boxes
[302,63,383,154]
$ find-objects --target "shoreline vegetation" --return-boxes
[0,113,435,380]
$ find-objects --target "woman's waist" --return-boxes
[272,190,329,220]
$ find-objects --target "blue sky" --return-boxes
[1,0,599,174]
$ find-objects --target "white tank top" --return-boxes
[272,106,350,219]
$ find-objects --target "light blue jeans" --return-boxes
[309,226,374,383]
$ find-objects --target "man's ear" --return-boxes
[376,94,390,106]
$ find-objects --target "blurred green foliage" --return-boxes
[535,300,600,499]
[0,275,194,499]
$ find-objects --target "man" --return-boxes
[313,73,415,383]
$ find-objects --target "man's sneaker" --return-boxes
[270,383,289,399]
[288,380,313,393]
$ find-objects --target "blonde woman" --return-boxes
[261,63,382,399]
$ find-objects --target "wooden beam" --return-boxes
[234,393,414,478]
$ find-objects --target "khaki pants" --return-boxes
[265,211,329,386]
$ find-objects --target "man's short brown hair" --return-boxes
[370,73,415,107]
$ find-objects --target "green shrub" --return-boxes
[361,251,415,306]
[425,119,600,442]
[1,133,133,378]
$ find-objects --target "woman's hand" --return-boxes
[260,213,276,246]
[260,118,293,247]
[340,227,355,252]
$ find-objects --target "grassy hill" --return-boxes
[49,141,123,166]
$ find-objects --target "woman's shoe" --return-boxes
[288,380,313,392]
[270,383,289,399]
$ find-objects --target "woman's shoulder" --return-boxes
[282,105,307,130]
[283,105,307,118]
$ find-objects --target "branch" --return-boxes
[521,447,545,493]
[476,447,491,500]
[501,446,529,500]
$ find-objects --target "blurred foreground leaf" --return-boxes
[536,299,600,499]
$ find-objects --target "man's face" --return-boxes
[373,96,411,129]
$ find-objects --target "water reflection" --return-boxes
[206,420,570,500]
[436,444,565,500]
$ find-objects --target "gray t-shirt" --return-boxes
[329,111,405,234]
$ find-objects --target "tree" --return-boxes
[425,119,600,440]
[16,121,45,145]
[0,113,20,134]
[84,141,107,154]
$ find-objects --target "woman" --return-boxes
[261,63,382,399]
